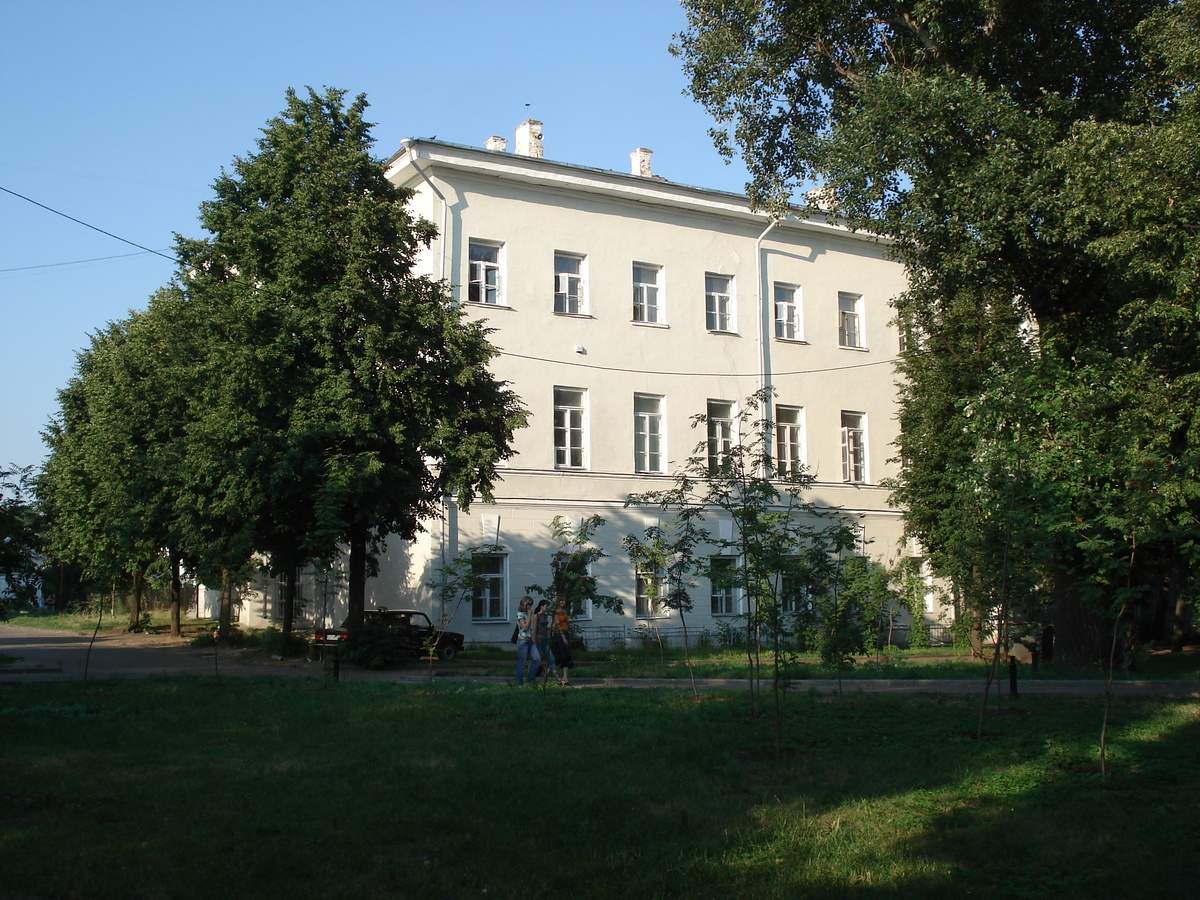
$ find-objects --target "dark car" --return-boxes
[313,609,464,661]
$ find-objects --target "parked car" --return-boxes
[313,609,464,661]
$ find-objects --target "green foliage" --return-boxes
[712,617,744,649]
[340,615,417,669]
[0,466,42,616]
[175,87,527,635]
[38,293,195,628]
[527,515,622,615]
[675,1,1200,663]
[629,388,861,734]
[39,88,527,639]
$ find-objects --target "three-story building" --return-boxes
[229,120,941,643]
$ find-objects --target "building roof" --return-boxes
[384,137,887,246]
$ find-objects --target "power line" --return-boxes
[0,250,168,273]
[0,185,175,262]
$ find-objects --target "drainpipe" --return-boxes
[756,217,780,477]
[399,138,449,283]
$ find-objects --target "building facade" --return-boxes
[232,121,941,644]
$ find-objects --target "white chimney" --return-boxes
[485,135,508,152]
[515,119,544,158]
[630,147,653,177]
[806,184,836,212]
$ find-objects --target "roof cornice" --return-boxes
[384,139,888,245]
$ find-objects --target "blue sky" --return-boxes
[0,0,752,473]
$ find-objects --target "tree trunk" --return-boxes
[128,567,144,630]
[1173,592,1191,652]
[219,568,234,636]
[1050,566,1104,668]
[169,551,182,638]
[281,567,298,653]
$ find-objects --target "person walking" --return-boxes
[553,595,574,685]
[530,598,560,683]
[514,596,539,685]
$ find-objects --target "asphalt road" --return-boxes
[2,623,1198,696]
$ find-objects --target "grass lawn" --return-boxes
[463,642,1200,682]
[1,677,1196,899]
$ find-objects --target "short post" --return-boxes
[1008,654,1018,698]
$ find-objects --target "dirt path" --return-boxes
[4,624,1198,696]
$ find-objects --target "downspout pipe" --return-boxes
[756,217,780,477]
[398,137,449,283]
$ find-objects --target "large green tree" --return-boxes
[39,294,192,632]
[175,87,527,639]
[675,0,1200,662]
[1,466,42,615]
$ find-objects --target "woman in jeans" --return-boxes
[530,598,559,683]
[514,596,539,685]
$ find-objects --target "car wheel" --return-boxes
[438,645,458,661]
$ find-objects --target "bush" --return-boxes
[341,616,418,668]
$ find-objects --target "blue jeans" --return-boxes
[532,639,556,679]
[515,638,540,684]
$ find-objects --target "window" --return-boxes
[471,553,506,620]
[634,394,665,473]
[554,253,585,315]
[468,241,502,305]
[554,387,587,469]
[636,563,668,618]
[841,411,867,483]
[919,558,936,615]
[707,400,735,472]
[850,523,867,555]
[775,405,805,476]
[705,273,733,332]
[774,283,801,340]
[779,569,810,615]
[838,291,863,348]
[633,263,662,323]
[710,556,738,615]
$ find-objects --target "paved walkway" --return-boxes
[2,624,1197,697]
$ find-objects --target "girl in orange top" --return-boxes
[553,595,574,685]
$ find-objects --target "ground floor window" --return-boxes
[471,553,506,621]
[710,556,738,616]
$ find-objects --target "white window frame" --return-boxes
[710,556,739,616]
[774,282,802,341]
[841,410,868,483]
[707,399,736,472]
[634,393,665,474]
[468,240,503,305]
[554,253,586,315]
[838,291,864,349]
[554,387,588,469]
[705,273,734,332]
[633,263,663,324]
[471,552,507,621]
[636,562,669,618]
[780,566,811,615]
[774,405,805,476]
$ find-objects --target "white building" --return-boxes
[236,121,941,644]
